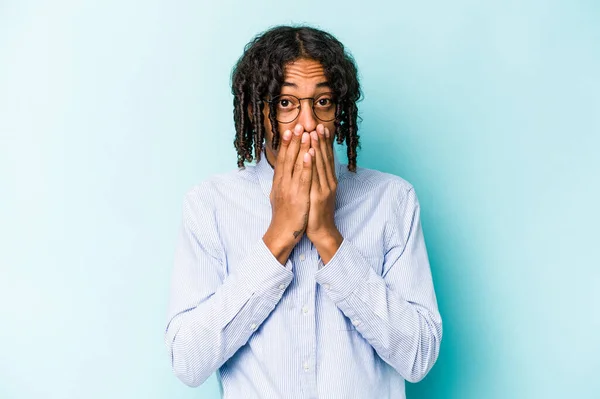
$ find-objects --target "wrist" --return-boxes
[263,227,296,265]
[312,228,343,264]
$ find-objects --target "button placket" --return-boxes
[294,237,318,398]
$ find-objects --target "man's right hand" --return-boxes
[262,124,314,265]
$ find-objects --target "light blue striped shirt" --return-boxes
[165,148,442,398]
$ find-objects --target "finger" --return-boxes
[293,132,310,183]
[308,146,319,194]
[299,150,313,196]
[284,124,304,179]
[318,125,335,187]
[274,129,292,182]
[310,130,327,190]
[324,127,338,186]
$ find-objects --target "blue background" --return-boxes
[1,1,598,398]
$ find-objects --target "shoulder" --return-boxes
[183,164,259,203]
[340,163,416,203]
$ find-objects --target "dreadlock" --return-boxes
[231,25,362,172]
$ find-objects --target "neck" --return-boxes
[264,145,276,169]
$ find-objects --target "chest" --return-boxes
[215,188,390,277]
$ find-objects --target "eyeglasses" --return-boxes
[265,93,337,124]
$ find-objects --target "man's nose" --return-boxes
[297,103,317,133]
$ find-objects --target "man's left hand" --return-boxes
[306,124,343,264]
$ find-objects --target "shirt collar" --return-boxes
[255,145,344,200]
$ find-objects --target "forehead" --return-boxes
[283,58,327,82]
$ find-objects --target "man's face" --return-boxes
[262,58,336,164]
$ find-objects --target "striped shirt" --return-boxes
[164,147,442,398]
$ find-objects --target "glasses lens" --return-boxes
[272,95,300,123]
[313,93,336,122]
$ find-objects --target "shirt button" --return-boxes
[299,253,306,261]
[302,305,309,314]
[323,283,331,290]
[250,323,257,331]
[278,284,285,289]
[303,361,310,371]
[351,319,361,326]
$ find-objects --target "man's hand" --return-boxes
[306,124,343,264]
[262,124,314,265]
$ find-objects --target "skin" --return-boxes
[260,58,344,266]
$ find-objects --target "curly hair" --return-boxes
[231,25,362,172]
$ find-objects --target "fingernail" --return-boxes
[283,130,291,140]
[309,148,315,156]
[311,131,318,141]
[317,124,324,135]
[304,152,310,162]
[301,132,309,143]
[294,124,303,135]
[325,128,330,138]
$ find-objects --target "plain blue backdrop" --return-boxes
[1,1,599,398]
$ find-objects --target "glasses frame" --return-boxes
[264,92,337,124]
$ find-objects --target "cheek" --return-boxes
[326,122,337,137]
[267,121,298,143]
[263,115,272,137]
[262,110,289,142]
[262,107,273,138]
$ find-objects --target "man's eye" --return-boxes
[317,98,332,107]
[279,99,290,107]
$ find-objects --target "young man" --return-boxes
[165,25,442,399]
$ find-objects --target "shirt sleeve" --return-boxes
[314,186,442,383]
[164,183,294,387]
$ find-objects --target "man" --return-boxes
[165,25,442,399]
